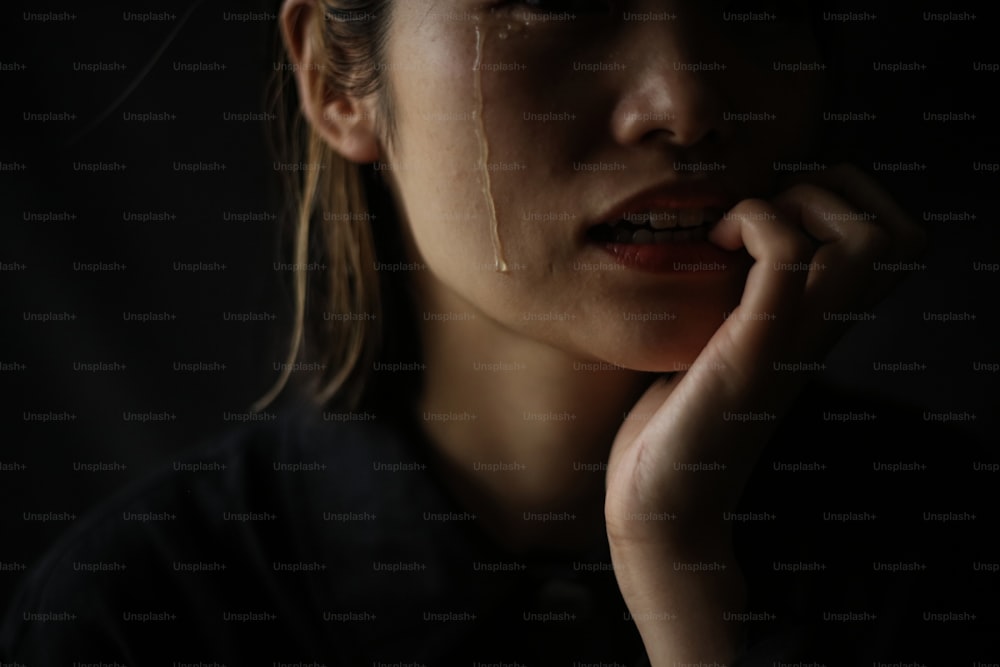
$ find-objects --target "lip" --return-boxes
[589,241,740,274]
[589,180,736,230]
[584,180,740,274]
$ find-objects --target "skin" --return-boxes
[282,0,925,663]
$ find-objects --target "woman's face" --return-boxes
[378,0,825,370]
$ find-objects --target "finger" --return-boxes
[708,198,812,312]
[778,163,926,261]
[705,198,813,383]
[622,202,820,496]
[776,182,911,313]
[770,183,890,287]
[767,185,894,345]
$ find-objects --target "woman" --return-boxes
[2,1,994,665]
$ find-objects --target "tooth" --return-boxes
[615,226,633,243]
[650,212,679,229]
[678,209,703,228]
[632,228,653,244]
[654,230,672,243]
[674,229,693,242]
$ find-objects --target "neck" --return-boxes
[413,279,655,555]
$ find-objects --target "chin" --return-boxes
[612,345,709,375]
[576,318,724,375]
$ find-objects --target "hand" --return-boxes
[603,164,925,666]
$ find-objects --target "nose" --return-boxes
[609,16,735,150]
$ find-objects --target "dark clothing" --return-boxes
[2,385,997,665]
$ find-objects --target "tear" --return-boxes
[473,25,509,274]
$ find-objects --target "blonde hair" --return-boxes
[255,0,399,413]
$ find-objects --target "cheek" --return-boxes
[382,17,582,285]
[382,20,492,268]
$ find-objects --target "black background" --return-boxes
[2,0,998,609]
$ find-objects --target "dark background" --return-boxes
[2,0,997,608]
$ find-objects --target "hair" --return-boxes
[255,0,858,415]
[255,0,419,416]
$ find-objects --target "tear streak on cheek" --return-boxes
[473,24,509,274]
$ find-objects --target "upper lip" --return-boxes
[590,180,736,229]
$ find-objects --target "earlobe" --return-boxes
[280,0,381,164]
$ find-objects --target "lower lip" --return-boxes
[589,236,739,274]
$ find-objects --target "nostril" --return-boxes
[642,123,720,150]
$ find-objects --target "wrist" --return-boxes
[609,531,747,667]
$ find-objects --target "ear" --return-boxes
[280,0,381,163]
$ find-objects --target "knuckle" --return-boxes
[728,197,779,228]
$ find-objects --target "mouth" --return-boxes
[580,182,740,273]
[586,208,727,245]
